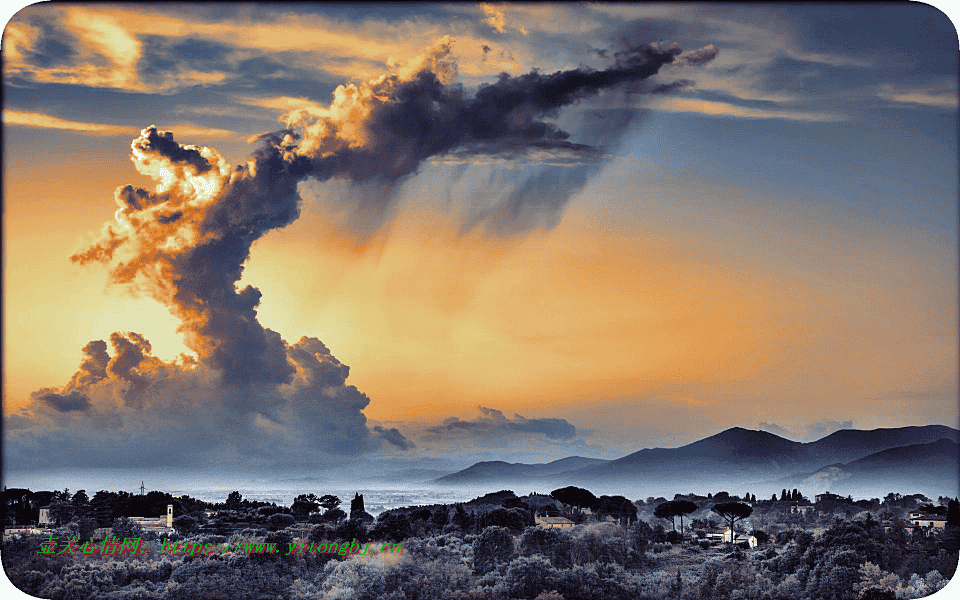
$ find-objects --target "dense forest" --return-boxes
[3,487,958,600]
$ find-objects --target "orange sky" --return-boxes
[7,150,952,436]
[3,3,957,466]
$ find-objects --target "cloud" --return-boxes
[481,4,507,34]
[3,110,236,139]
[425,406,578,442]
[3,110,133,136]
[372,426,416,450]
[878,84,957,109]
[276,34,712,234]
[757,420,855,442]
[34,391,92,413]
[4,7,230,93]
[757,421,794,439]
[648,97,844,122]
[805,419,854,441]
[480,4,526,36]
[9,30,709,471]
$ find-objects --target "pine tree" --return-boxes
[947,498,960,527]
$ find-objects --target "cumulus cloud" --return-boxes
[425,406,578,442]
[757,421,794,439]
[757,420,854,441]
[10,31,711,472]
[806,419,854,441]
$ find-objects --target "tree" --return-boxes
[173,515,198,535]
[267,513,295,531]
[504,555,559,599]
[750,494,756,503]
[319,494,341,513]
[519,526,572,568]
[711,502,753,543]
[225,491,243,511]
[595,496,637,525]
[322,507,346,525]
[947,498,960,527]
[482,507,533,533]
[72,490,90,514]
[630,520,653,553]
[473,526,516,575]
[370,512,411,542]
[654,502,679,532]
[451,504,474,534]
[49,493,74,526]
[91,491,116,527]
[781,489,787,501]
[771,494,778,502]
[349,493,365,515]
[291,494,319,517]
[111,516,145,540]
[550,486,599,513]
[653,500,696,535]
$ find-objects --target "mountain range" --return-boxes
[433,425,960,499]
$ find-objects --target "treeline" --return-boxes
[4,510,958,599]
[2,487,213,528]
[4,486,959,599]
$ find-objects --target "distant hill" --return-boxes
[805,425,960,464]
[433,424,960,499]
[434,456,610,485]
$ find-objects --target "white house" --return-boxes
[723,529,759,548]
[698,527,757,547]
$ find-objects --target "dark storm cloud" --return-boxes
[373,426,416,450]
[67,340,111,389]
[12,32,711,470]
[282,36,716,233]
[425,406,578,442]
[136,127,213,174]
[34,390,91,413]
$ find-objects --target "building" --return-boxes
[38,505,52,525]
[535,515,575,529]
[881,521,923,536]
[909,512,948,534]
[723,529,759,548]
[127,504,175,535]
[697,527,758,548]
[789,504,815,516]
[815,492,844,504]
[3,527,44,542]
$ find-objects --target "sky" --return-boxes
[3,3,958,486]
